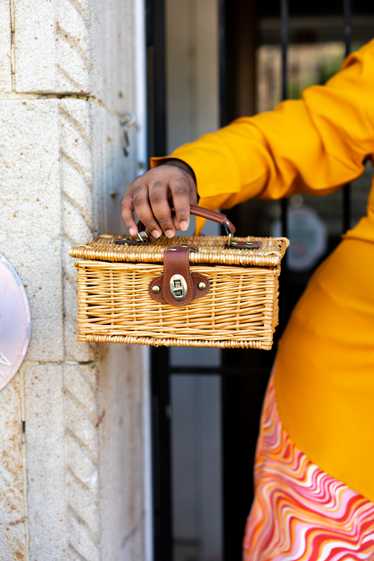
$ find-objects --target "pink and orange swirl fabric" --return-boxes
[243,380,374,560]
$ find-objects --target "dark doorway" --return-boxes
[146,1,374,560]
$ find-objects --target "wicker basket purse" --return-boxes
[70,205,288,349]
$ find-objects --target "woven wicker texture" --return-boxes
[71,234,288,267]
[75,261,280,349]
[72,232,288,349]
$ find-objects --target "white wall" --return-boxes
[0,2,147,560]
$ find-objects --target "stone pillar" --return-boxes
[0,2,147,560]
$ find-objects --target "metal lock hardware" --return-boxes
[228,239,262,250]
[169,274,188,300]
[115,230,149,245]
[119,112,137,158]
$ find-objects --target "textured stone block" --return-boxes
[59,99,95,362]
[64,361,100,561]
[23,352,146,561]
[0,98,109,363]
[90,0,137,113]
[98,345,145,561]
[0,99,64,361]
[91,101,134,233]
[14,0,138,114]
[14,0,56,91]
[24,362,67,561]
[0,373,27,561]
[15,0,90,94]
[0,1,11,92]
[60,99,137,362]
[0,4,148,559]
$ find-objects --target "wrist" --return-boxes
[159,158,196,184]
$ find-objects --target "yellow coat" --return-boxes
[151,40,374,500]
[152,40,374,243]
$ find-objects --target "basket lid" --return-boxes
[70,234,289,268]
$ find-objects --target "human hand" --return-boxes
[122,161,197,238]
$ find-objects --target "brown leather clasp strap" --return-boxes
[162,246,194,306]
[149,246,209,307]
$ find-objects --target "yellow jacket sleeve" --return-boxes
[151,40,374,212]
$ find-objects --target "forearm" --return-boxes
[151,41,374,210]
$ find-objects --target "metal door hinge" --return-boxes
[119,113,137,158]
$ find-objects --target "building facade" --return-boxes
[0,1,149,560]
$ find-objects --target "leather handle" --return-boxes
[189,204,236,235]
[136,204,236,239]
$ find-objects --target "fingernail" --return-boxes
[152,230,161,239]
[165,229,175,238]
[129,227,137,236]
[180,220,189,231]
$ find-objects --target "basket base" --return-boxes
[78,333,273,350]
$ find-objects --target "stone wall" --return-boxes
[0,2,147,560]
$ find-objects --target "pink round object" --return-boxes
[0,255,31,391]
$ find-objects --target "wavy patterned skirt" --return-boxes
[242,379,374,560]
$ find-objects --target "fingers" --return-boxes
[169,179,193,231]
[149,180,176,237]
[122,164,197,237]
[121,193,137,236]
[132,183,162,238]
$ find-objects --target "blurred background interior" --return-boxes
[146,1,374,560]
